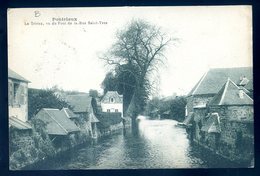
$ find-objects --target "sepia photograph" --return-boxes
[7,6,253,170]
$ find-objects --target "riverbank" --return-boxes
[10,115,129,170]
[21,129,125,170]
[189,140,251,168]
[20,119,246,169]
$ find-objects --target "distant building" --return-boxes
[101,91,123,116]
[8,68,32,129]
[65,94,99,138]
[183,67,254,164]
[34,108,80,149]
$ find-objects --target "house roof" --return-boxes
[9,116,32,130]
[201,113,221,133]
[65,94,92,113]
[8,68,30,83]
[61,108,79,118]
[188,67,253,96]
[37,108,80,135]
[209,78,253,106]
[97,112,122,128]
[101,91,123,103]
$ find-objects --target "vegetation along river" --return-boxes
[25,117,240,169]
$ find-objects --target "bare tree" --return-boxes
[101,19,173,119]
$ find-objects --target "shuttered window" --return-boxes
[8,81,27,106]
[19,85,25,105]
[13,83,19,105]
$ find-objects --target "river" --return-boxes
[26,118,239,169]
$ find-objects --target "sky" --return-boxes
[8,6,252,96]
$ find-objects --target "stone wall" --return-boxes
[186,95,214,115]
[9,127,56,170]
[227,106,254,121]
[218,121,254,162]
[192,105,254,165]
[193,108,207,141]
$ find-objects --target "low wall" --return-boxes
[191,120,254,166]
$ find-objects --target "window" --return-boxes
[8,81,26,106]
[110,97,114,103]
[13,82,19,105]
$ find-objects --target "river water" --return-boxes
[27,118,239,169]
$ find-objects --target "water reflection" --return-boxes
[25,118,239,169]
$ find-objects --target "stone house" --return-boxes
[101,91,123,116]
[65,94,100,138]
[204,79,254,163]
[183,67,254,165]
[186,67,253,118]
[34,108,80,151]
[8,68,30,123]
[8,69,33,151]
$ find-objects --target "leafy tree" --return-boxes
[169,96,187,121]
[101,19,173,119]
[28,88,71,119]
[101,65,136,114]
[101,72,118,94]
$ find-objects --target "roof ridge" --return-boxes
[192,70,209,96]
[219,78,230,105]
[225,78,253,102]
[62,108,70,118]
[44,109,69,134]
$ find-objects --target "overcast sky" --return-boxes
[8,6,252,96]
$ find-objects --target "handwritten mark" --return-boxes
[34,11,41,17]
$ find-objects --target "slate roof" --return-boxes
[188,67,253,96]
[201,113,221,133]
[8,68,30,83]
[61,108,79,118]
[65,94,92,113]
[36,108,80,135]
[9,116,32,130]
[101,91,123,103]
[209,79,253,106]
